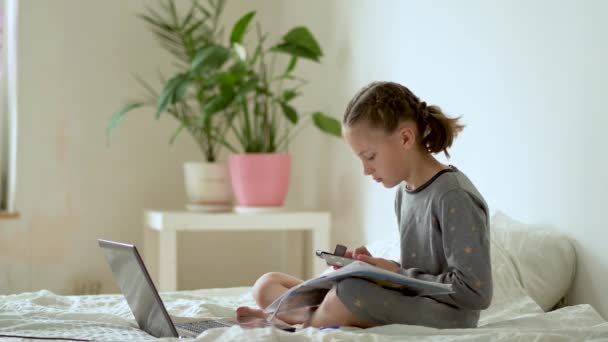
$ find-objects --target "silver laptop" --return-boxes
[98,239,236,338]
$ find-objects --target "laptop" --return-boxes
[98,239,237,338]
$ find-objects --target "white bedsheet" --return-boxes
[1,286,607,342]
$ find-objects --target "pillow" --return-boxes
[323,211,575,313]
[490,211,576,311]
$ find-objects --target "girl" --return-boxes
[236,81,492,329]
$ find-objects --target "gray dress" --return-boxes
[336,166,492,328]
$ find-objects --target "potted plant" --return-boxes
[213,11,342,211]
[107,0,238,211]
[108,0,342,212]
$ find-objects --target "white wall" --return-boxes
[309,0,607,318]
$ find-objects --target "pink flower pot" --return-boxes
[228,153,291,207]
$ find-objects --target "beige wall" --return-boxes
[0,0,323,295]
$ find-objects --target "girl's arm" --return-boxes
[398,189,493,310]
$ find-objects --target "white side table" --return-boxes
[143,210,331,292]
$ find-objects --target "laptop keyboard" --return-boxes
[176,320,229,334]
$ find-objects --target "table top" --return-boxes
[144,210,331,231]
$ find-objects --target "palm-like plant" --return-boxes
[108,0,342,161]
[108,0,234,162]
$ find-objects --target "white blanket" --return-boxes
[1,286,607,341]
[1,215,603,341]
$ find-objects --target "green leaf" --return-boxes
[270,43,320,62]
[191,45,231,72]
[157,0,179,28]
[283,27,322,56]
[252,83,270,96]
[285,56,297,75]
[149,28,181,48]
[107,102,145,143]
[184,19,204,36]
[181,1,197,30]
[206,63,250,88]
[132,74,158,98]
[214,0,227,21]
[282,89,299,102]
[156,73,188,119]
[206,72,240,87]
[195,2,213,18]
[169,122,185,144]
[199,90,236,131]
[280,102,298,124]
[312,112,342,137]
[249,33,267,66]
[203,90,235,115]
[237,78,259,98]
[229,61,249,76]
[158,76,181,114]
[271,27,323,61]
[174,78,191,102]
[137,12,172,32]
[230,11,255,45]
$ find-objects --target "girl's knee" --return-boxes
[252,272,292,302]
[252,272,280,296]
[254,272,283,286]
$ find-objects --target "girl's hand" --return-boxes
[354,255,401,273]
[348,246,372,259]
[332,246,372,270]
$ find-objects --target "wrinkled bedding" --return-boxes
[1,286,607,341]
[1,212,603,341]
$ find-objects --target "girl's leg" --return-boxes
[238,275,377,328]
[306,287,377,328]
[237,272,307,325]
[252,272,303,309]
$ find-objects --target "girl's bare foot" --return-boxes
[236,306,297,330]
[236,306,269,323]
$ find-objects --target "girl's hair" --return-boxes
[343,81,464,158]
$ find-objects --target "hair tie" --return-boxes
[419,101,429,120]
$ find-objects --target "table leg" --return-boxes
[158,229,177,292]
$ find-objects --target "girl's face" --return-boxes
[343,120,417,188]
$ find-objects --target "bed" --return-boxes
[2,212,608,341]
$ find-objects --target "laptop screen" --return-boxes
[99,240,178,338]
